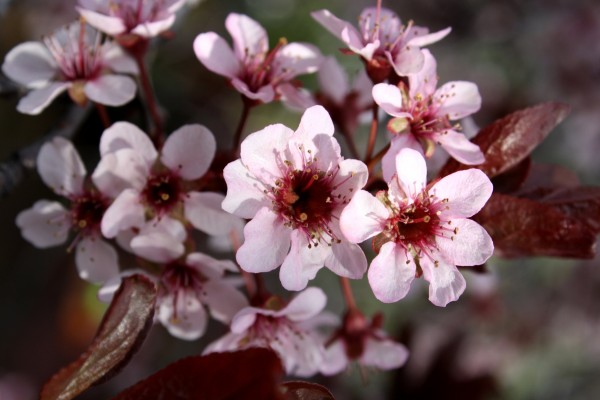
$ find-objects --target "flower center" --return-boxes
[142,172,182,215]
[70,191,109,234]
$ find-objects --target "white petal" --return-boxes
[92,148,149,197]
[203,281,249,324]
[37,137,86,196]
[332,158,369,197]
[407,26,451,47]
[279,231,327,291]
[84,74,136,106]
[278,286,327,321]
[161,124,215,180]
[382,134,422,183]
[221,159,269,218]
[2,41,56,87]
[311,10,364,52]
[101,189,145,238]
[102,43,138,74]
[186,252,238,278]
[325,241,367,279]
[372,84,409,117]
[408,49,438,99]
[225,13,268,62]
[296,105,334,139]
[99,121,157,165]
[230,306,260,333]
[231,78,275,103]
[236,208,291,273]
[273,42,322,80]
[240,123,293,182]
[193,32,241,79]
[368,242,416,303]
[16,200,69,248]
[361,337,409,370]
[339,190,388,243]
[394,148,428,200]
[17,82,69,115]
[77,8,127,35]
[184,191,241,236]
[321,339,349,376]
[431,169,492,218]
[436,129,485,165]
[277,83,317,111]
[318,56,349,105]
[388,46,425,76]
[421,257,466,307]
[434,81,481,120]
[158,291,208,340]
[435,219,494,266]
[130,217,186,263]
[131,15,176,38]
[75,236,119,284]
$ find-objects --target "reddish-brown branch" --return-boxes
[233,97,253,153]
[94,102,111,129]
[367,142,390,174]
[133,53,164,143]
[340,277,357,311]
[364,102,379,163]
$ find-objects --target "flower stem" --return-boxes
[94,102,111,129]
[367,142,390,174]
[340,277,357,311]
[133,52,164,143]
[340,126,361,160]
[364,102,379,163]
[233,97,253,152]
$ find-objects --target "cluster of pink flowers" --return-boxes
[6,0,493,379]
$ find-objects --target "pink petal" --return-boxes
[186,252,238,278]
[193,32,241,79]
[240,123,293,182]
[408,49,438,100]
[382,134,422,183]
[333,158,369,198]
[311,10,364,53]
[273,42,322,80]
[279,230,328,291]
[37,137,86,196]
[277,83,316,111]
[131,15,176,38]
[16,200,69,248]
[161,124,215,180]
[102,43,138,74]
[321,339,349,376]
[296,105,334,139]
[2,41,56,87]
[92,148,149,197]
[17,82,69,115]
[221,159,269,218]
[277,287,327,321]
[420,257,466,307]
[435,219,494,266]
[101,188,145,238]
[203,281,249,324]
[99,121,157,165]
[325,241,368,279]
[388,46,425,76]
[361,337,409,370]
[230,306,262,333]
[76,8,126,35]
[359,7,402,43]
[130,217,186,263]
[434,81,481,120]
[225,13,268,62]
[84,74,136,106]
[394,148,427,199]
[339,190,388,243]
[431,169,493,218]
[436,129,485,165]
[317,56,349,105]
[352,69,373,109]
[372,83,409,117]
[368,242,416,303]
[184,191,241,236]
[75,236,119,284]
[158,290,208,340]
[407,26,451,47]
[231,78,275,103]
[236,208,291,273]
[288,130,341,174]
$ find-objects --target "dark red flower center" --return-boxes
[70,191,109,234]
[142,172,182,215]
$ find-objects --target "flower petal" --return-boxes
[278,286,327,321]
[394,148,427,199]
[158,290,208,340]
[361,337,409,370]
[193,32,241,79]
[184,191,241,236]
[2,41,56,87]
[186,252,238,278]
[225,13,268,62]
[317,56,349,105]
[17,82,69,115]
[436,129,485,165]
[16,200,69,248]
[388,46,424,76]
[435,219,494,266]
[101,188,145,238]
[161,124,215,180]
[99,121,157,165]
[102,43,138,74]
[407,26,451,47]
[131,15,176,38]
[420,257,466,307]
[382,134,422,183]
[368,242,416,303]
[339,190,388,243]
[75,236,119,284]
[240,123,293,182]
[408,49,438,100]
[279,230,327,291]
[296,105,334,139]
[203,281,249,324]
[222,159,269,218]
[434,81,481,120]
[231,78,275,103]
[84,74,136,106]
[37,137,86,196]
[325,241,367,279]
[92,148,149,197]
[321,339,348,376]
[372,83,409,117]
[311,10,364,53]
[236,208,291,273]
[130,217,186,263]
[273,42,322,80]
[76,7,126,35]
[431,168,492,218]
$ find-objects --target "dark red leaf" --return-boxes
[439,102,571,178]
[281,381,336,400]
[474,193,597,258]
[490,156,531,193]
[40,274,157,400]
[113,348,285,400]
[518,163,580,192]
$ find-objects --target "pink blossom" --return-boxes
[222,106,369,290]
[204,287,327,377]
[339,148,494,306]
[193,13,322,106]
[15,137,118,284]
[373,50,484,181]
[93,122,240,259]
[76,0,185,38]
[312,7,450,81]
[1,21,137,115]
[321,312,409,375]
